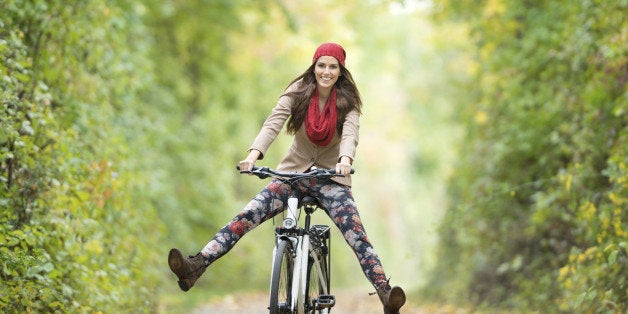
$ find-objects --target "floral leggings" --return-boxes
[201,178,390,291]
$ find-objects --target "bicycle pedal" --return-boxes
[316,294,335,308]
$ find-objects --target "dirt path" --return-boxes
[193,288,466,314]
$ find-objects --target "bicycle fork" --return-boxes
[287,194,311,313]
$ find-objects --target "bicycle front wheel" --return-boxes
[270,239,294,313]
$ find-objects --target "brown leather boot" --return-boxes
[168,248,208,291]
[377,286,406,314]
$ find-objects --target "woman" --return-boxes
[168,42,406,313]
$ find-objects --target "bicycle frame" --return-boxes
[272,192,318,313]
[240,166,351,314]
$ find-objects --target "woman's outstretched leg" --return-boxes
[308,180,406,313]
[168,180,291,291]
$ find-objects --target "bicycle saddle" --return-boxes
[301,196,322,213]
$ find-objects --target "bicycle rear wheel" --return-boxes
[270,239,294,313]
[305,252,328,313]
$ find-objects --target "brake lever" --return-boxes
[256,171,270,179]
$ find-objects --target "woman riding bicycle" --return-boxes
[168,42,406,313]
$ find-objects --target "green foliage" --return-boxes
[429,0,627,312]
[1,0,160,312]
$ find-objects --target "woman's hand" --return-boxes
[335,156,352,175]
[239,149,261,171]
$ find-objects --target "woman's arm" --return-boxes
[238,149,261,171]
[337,108,360,173]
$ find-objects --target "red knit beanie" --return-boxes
[312,42,346,66]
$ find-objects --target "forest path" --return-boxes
[193,288,466,314]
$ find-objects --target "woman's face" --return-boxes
[313,56,341,90]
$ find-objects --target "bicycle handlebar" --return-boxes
[237,165,354,180]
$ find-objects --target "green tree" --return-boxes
[1,1,161,312]
[429,0,627,312]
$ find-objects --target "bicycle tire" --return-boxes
[305,251,328,313]
[270,239,294,313]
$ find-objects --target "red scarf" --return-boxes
[306,88,338,146]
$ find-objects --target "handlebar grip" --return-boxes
[340,168,356,174]
[237,165,260,172]
[328,168,355,175]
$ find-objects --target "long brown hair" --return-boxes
[283,64,362,135]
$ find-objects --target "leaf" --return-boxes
[41,262,54,273]
[607,250,618,266]
[5,237,19,247]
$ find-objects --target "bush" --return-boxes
[428,0,627,312]
[1,1,161,312]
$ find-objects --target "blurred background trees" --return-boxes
[429,0,627,312]
[1,0,625,313]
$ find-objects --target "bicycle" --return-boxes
[239,166,353,314]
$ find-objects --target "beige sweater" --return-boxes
[249,83,360,186]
